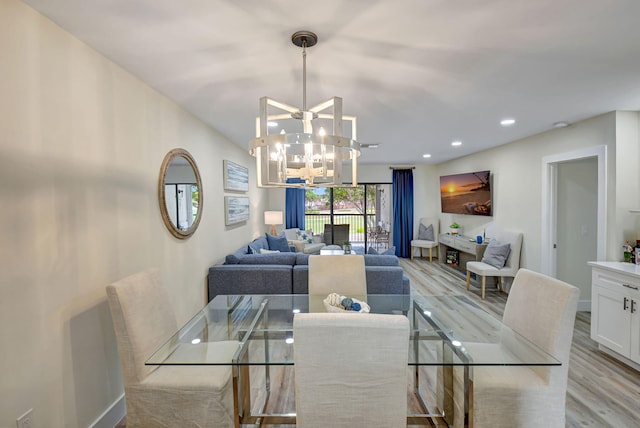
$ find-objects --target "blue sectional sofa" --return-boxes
[208,236,410,301]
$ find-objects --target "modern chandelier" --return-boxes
[249,31,360,188]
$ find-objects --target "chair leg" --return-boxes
[481,276,486,300]
[411,246,414,259]
[466,271,471,290]
[428,247,433,262]
[497,276,503,292]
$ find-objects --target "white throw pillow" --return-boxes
[259,248,280,254]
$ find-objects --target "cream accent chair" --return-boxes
[411,217,439,261]
[465,225,523,299]
[284,227,326,254]
[106,269,235,428]
[457,269,579,428]
[293,313,410,428]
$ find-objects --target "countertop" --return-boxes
[588,261,640,278]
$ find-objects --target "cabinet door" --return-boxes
[630,297,640,363]
[591,284,631,358]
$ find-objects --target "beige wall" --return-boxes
[0,1,267,426]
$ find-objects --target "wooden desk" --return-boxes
[438,234,489,282]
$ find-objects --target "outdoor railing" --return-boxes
[304,214,380,248]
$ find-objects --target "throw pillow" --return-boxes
[266,232,291,252]
[368,246,396,255]
[296,229,314,244]
[382,246,396,255]
[418,223,435,241]
[259,248,280,254]
[481,241,511,269]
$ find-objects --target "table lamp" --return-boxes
[264,211,283,236]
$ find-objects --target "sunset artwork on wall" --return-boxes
[440,170,492,216]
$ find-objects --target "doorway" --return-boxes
[541,146,607,311]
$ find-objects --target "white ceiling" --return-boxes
[22,0,640,165]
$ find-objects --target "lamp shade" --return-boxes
[264,211,283,235]
[264,211,283,225]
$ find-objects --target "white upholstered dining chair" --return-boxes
[411,217,439,261]
[293,312,410,428]
[458,269,579,428]
[106,268,235,428]
[308,254,367,296]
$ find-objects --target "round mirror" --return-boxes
[158,148,203,239]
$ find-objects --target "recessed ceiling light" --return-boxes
[451,141,462,147]
[422,153,431,158]
[553,121,569,128]
[500,118,516,126]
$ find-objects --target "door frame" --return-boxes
[541,146,607,281]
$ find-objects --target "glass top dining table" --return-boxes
[146,294,559,427]
[147,293,558,367]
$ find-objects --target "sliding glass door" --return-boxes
[304,184,391,253]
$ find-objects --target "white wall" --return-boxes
[427,111,639,273]
[0,1,267,426]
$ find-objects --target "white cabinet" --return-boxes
[590,262,640,366]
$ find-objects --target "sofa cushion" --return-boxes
[363,254,399,266]
[237,252,298,265]
[266,233,291,252]
[248,236,269,254]
[296,253,311,265]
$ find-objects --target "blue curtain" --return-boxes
[285,178,306,229]
[392,169,414,258]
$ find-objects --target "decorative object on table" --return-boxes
[223,160,249,192]
[449,222,461,235]
[476,235,484,244]
[323,292,370,313]
[343,241,352,254]
[248,30,360,188]
[264,210,283,235]
[224,196,249,225]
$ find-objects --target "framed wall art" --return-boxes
[223,160,249,192]
[224,196,250,225]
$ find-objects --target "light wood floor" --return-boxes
[401,258,640,428]
[119,259,640,427]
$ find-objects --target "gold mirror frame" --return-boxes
[158,148,203,239]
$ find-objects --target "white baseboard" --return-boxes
[90,394,125,428]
